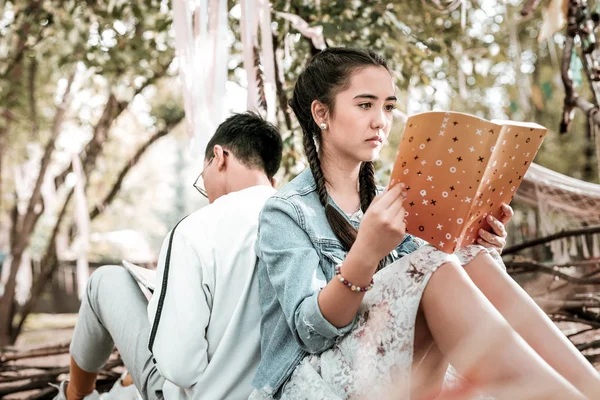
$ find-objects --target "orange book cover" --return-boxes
[389,111,547,254]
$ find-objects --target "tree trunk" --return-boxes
[10,117,183,341]
[0,251,22,346]
[0,71,75,346]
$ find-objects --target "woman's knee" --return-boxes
[463,250,506,277]
[423,260,473,307]
[458,245,506,272]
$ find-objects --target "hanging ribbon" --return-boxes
[258,0,277,123]
[593,233,600,258]
[582,235,590,259]
[15,251,32,305]
[538,0,568,43]
[273,11,326,50]
[71,153,90,300]
[173,0,230,159]
[569,235,578,256]
[241,0,260,112]
[211,0,230,126]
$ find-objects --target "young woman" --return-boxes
[250,48,600,399]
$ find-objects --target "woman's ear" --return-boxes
[311,100,329,127]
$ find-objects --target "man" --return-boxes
[54,112,283,400]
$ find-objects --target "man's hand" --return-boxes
[477,204,514,254]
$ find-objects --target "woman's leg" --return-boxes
[422,259,586,399]
[462,250,600,399]
[68,265,164,400]
[411,311,448,399]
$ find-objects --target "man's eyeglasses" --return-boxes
[193,150,229,198]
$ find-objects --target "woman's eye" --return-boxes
[385,104,396,112]
[359,103,372,109]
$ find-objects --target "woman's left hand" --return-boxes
[477,203,514,254]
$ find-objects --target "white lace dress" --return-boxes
[249,244,502,400]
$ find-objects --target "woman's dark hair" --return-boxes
[289,47,390,252]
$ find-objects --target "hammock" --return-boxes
[515,162,600,261]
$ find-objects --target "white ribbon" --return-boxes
[241,0,260,112]
[173,0,230,158]
[258,0,277,123]
[71,153,90,300]
[274,11,326,50]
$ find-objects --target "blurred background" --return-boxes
[1,0,600,397]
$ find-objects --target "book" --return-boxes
[122,259,156,295]
[389,111,547,254]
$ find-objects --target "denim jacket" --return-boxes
[251,169,424,396]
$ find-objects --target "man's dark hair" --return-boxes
[205,112,283,179]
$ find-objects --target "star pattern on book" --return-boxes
[392,112,546,253]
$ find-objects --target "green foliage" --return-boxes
[259,0,598,184]
[3,0,600,256]
[0,0,184,257]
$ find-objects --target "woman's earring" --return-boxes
[320,122,327,130]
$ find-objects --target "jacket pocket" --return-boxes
[316,241,347,281]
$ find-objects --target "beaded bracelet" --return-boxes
[335,264,374,292]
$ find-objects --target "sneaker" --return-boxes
[99,371,143,400]
[51,381,100,400]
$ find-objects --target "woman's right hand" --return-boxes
[352,183,407,268]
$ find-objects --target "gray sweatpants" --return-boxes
[70,265,165,400]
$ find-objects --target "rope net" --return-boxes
[516,162,600,261]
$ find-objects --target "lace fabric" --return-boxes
[250,244,501,400]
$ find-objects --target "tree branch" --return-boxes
[560,2,577,133]
[0,342,69,364]
[14,69,76,254]
[12,109,182,339]
[11,189,73,342]
[506,259,600,284]
[535,297,600,310]
[0,1,45,80]
[550,314,600,329]
[577,339,600,351]
[574,96,600,126]
[520,0,544,17]
[53,59,174,189]
[28,58,39,139]
[503,225,600,254]
[568,327,597,338]
[89,116,184,221]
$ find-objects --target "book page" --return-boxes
[459,122,547,245]
[122,259,156,295]
[389,111,500,253]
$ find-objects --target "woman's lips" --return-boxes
[366,136,383,144]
